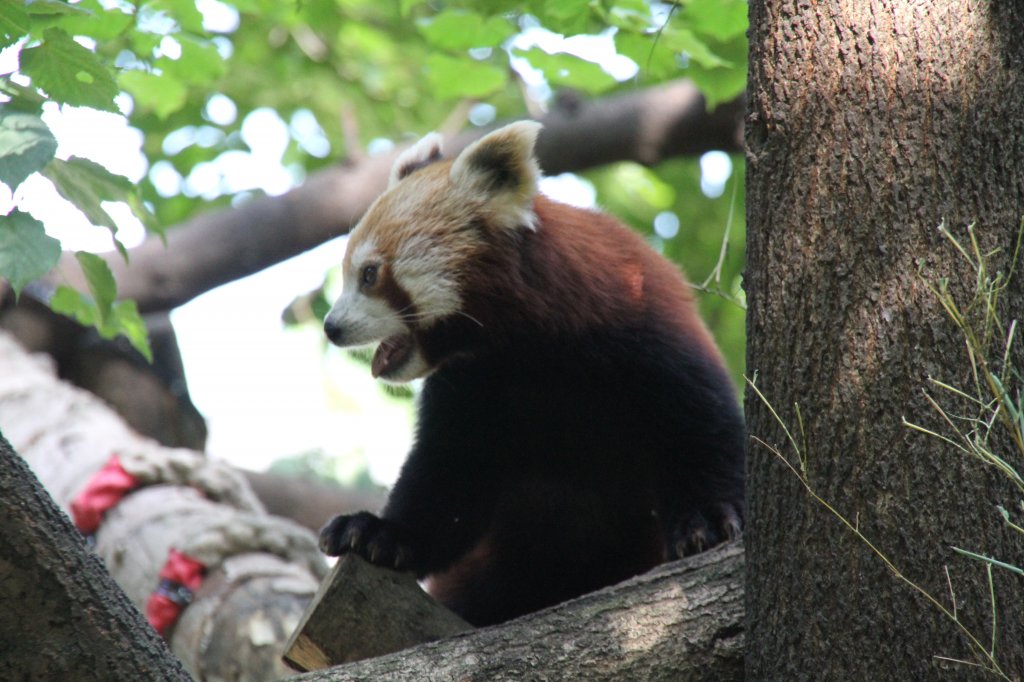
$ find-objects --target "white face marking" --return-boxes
[323,294,405,348]
[347,238,379,282]
[392,231,462,326]
[324,236,405,347]
[324,233,441,383]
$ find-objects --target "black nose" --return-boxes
[324,319,343,345]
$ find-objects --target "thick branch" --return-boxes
[293,542,745,682]
[54,80,742,313]
[0,434,190,681]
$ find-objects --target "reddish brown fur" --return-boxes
[454,194,726,368]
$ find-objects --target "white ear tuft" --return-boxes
[450,121,543,231]
[389,132,444,188]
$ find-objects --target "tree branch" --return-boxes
[292,542,745,682]
[53,80,742,314]
[0,433,190,681]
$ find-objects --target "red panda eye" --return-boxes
[360,264,379,289]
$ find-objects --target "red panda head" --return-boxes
[324,121,543,382]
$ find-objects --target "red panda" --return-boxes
[319,122,745,626]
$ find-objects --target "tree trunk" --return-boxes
[52,79,742,314]
[745,1,1024,680]
[0,433,190,681]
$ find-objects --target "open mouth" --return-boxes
[372,334,414,378]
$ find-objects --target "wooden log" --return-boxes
[290,542,745,681]
[284,554,472,672]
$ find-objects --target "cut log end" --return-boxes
[283,554,473,672]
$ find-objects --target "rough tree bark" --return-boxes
[284,554,472,671]
[0,433,189,681]
[52,79,743,314]
[745,1,1024,680]
[294,543,745,682]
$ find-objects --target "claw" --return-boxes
[688,528,708,555]
[723,518,742,541]
[345,527,362,550]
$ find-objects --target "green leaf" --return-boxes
[124,190,163,242]
[51,284,98,326]
[0,111,57,191]
[75,251,116,325]
[119,70,188,119]
[25,0,90,17]
[660,27,730,69]
[337,23,397,62]
[681,0,749,42]
[0,79,47,114]
[42,156,138,258]
[51,281,152,361]
[602,0,655,32]
[0,211,62,297]
[514,48,619,94]
[108,299,152,361]
[615,31,677,81]
[19,28,119,112]
[0,1,30,49]
[145,0,206,34]
[425,53,507,99]
[72,250,152,359]
[158,35,225,86]
[417,10,514,51]
[401,0,425,16]
[683,35,747,108]
[537,0,596,35]
[54,0,135,42]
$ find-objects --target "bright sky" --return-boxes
[168,240,415,485]
[2,14,734,486]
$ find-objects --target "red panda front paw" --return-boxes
[670,501,744,558]
[318,511,416,571]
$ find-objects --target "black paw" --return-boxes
[670,501,743,558]
[318,511,416,570]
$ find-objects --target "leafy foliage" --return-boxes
[0,0,749,374]
[20,27,120,111]
[0,110,57,190]
[0,210,60,296]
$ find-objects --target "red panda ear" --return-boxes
[389,132,444,189]
[450,121,543,231]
